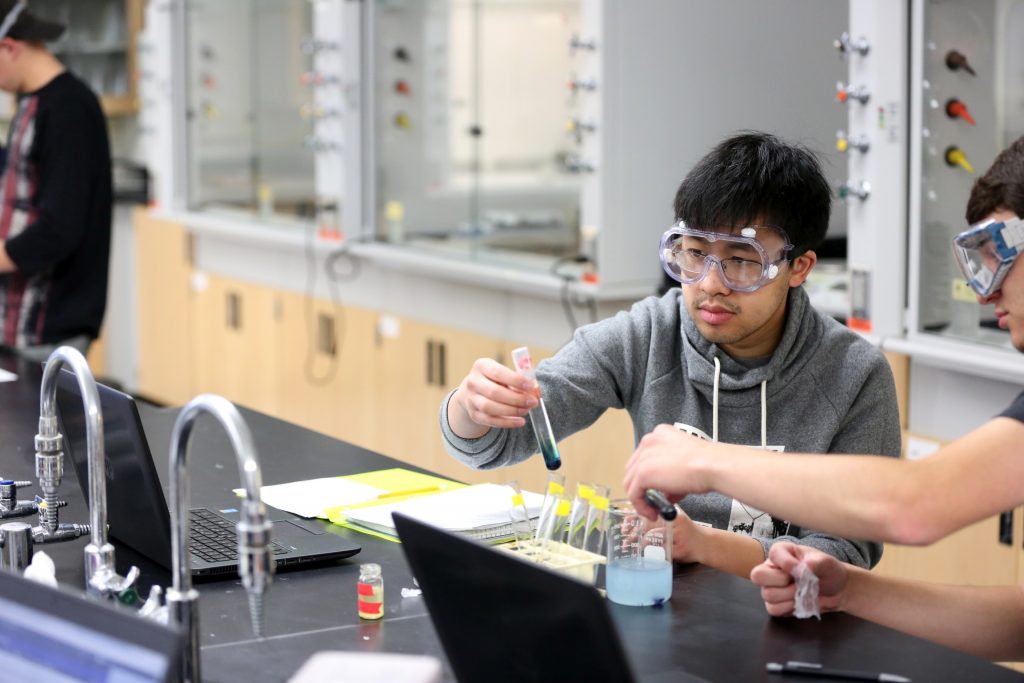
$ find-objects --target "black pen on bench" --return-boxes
[766,660,911,682]
[643,489,678,521]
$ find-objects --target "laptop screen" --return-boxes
[394,512,639,683]
[55,368,176,568]
[0,569,180,683]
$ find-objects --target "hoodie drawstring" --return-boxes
[761,379,767,449]
[711,355,768,447]
[712,357,720,442]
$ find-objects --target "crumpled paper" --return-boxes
[791,561,820,620]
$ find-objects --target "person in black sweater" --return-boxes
[0,0,112,361]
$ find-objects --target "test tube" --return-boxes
[510,347,562,471]
[582,484,611,557]
[505,480,533,550]
[534,473,566,545]
[566,482,594,549]
[537,497,572,549]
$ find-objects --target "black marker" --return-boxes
[643,489,678,521]
[766,661,910,682]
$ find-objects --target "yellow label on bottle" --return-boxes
[592,496,609,511]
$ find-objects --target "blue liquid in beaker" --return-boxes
[606,558,672,606]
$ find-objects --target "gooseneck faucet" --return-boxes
[36,347,139,594]
[165,394,274,683]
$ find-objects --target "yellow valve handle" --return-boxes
[947,148,974,173]
[836,137,849,153]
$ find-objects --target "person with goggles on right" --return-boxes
[624,135,1024,661]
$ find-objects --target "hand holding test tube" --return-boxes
[510,347,562,471]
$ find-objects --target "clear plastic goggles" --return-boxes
[952,217,1024,297]
[659,222,794,292]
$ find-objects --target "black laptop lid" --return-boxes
[55,369,176,568]
[0,568,181,682]
[394,512,638,683]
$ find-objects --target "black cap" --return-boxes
[0,1,65,42]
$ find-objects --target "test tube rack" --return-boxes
[498,540,605,585]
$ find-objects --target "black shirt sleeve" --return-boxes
[999,391,1024,423]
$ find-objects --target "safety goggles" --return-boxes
[952,217,1024,297]
[659,222,794,292]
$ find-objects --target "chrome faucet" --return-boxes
[35,347,139,596]
[164,394,274,683]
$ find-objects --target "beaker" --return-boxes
[605,499,673,606]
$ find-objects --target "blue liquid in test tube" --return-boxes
[511,347,562,471]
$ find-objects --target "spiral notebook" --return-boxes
[338,483,544,542]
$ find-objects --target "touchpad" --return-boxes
[272,520,317,539]
[284,517,329,535]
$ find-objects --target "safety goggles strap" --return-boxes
[0,1,25,42]
[998,218,1024,251]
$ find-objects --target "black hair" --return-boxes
[966,135,1024,223]
[673,131,832,258]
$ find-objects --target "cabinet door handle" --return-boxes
[999,510,1013,546]
[437,341,447,387]
[426,339,435,386]
[317,313,337,356]
[226,292,242,330]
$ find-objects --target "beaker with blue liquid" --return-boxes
[605,500,673,607]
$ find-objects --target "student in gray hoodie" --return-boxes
[441,131,902,579]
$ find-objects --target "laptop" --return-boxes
[393,512,639,683]
[55,369,361,577]
[0,568,182,682]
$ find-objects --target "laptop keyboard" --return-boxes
[189,509,289,563]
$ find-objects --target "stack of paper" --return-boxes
[336,483,545,542]
[237,468,463,519]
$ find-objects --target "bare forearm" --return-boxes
[699,420,1024,545]
[701,446,916,542]
[694,527,767,579]
[843,568,1024,661]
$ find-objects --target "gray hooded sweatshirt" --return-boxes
[440,287,902,568]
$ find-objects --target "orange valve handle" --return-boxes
[946,99,976,125]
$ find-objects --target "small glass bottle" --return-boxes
[357,563,384,620]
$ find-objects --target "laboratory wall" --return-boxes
[22,0,1020,490]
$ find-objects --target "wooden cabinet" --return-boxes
[191,275,281,416]
[372,314,504,485]
[135,209,194,405]
[274,293,378,449]
[874,514,1018,585]
[132,213,635,495]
